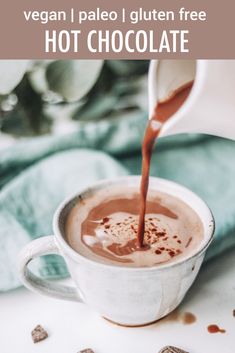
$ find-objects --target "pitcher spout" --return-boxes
[148,60,235,140]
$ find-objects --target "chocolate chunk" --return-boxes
[158,346,189,353]
[78,349,94,353]
[31,325,48,343]
[233,309,235,317]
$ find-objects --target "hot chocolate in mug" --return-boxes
[18,176,214,327]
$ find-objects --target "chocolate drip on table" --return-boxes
[207,324,226,334]
[137,81,194,247]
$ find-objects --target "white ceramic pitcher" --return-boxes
[148,60,235,139]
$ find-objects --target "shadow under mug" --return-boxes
[18,176,214,327]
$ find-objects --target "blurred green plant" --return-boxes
[0,60,148,137]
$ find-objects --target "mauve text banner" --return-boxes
[0,0,234,58]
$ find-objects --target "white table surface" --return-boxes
[0,248,234,353]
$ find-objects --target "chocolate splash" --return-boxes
[137,81,194,247]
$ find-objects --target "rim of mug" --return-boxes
[53,176,215,272]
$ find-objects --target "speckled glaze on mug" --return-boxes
[18,176,214,327]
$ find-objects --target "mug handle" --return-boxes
[18,235,83,302]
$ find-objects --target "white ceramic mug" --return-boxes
[18,176,214,327]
